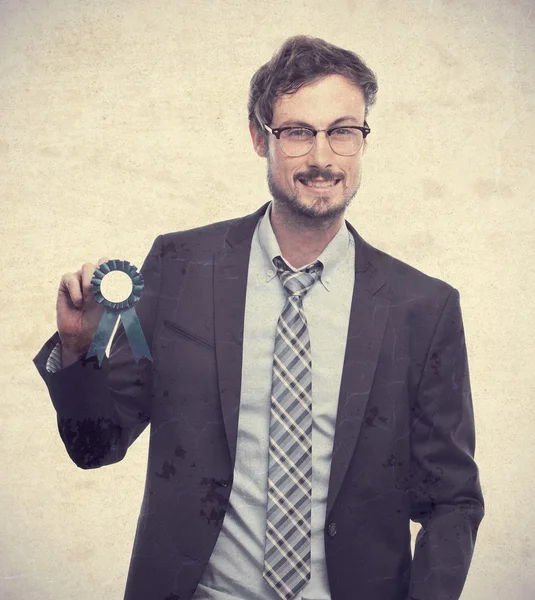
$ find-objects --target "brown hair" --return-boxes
[248,35,378,141]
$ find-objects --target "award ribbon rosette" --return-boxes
[86,259,153,365]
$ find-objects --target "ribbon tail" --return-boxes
[120,307,153,363]
[86,310,118,366]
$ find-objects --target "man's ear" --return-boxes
[249,122,267,158]
[362,137,369,155]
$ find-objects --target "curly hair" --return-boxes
[248,36,378,142]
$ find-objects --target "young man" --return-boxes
[34,36,484,600]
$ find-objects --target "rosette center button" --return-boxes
[100,271,134,303]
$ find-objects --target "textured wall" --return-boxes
[1,0,534,598]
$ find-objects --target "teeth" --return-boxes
[303,180,337,187]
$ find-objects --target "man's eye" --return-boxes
[285,128,312,139]
[332,128,354,136]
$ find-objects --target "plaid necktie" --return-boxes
[263,255,323,600]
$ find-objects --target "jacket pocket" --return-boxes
[162,319,215,350]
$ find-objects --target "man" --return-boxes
[33,36,484,600]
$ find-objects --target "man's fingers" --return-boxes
[59,258,110,309]
[82,262,100,304]
[60,271,83,308]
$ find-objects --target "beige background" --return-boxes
[1,0,534,598]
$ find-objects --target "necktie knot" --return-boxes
[273,256,323,298]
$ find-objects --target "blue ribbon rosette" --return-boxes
[85,259,152,365]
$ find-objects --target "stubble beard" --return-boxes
[266,159,360,224]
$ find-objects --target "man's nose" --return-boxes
[306,131,335,167]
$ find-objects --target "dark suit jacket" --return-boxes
[34,202,484,600]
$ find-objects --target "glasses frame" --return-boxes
[263,121,371,157]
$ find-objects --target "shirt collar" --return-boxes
[257,201,352,291]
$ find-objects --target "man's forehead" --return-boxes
[272,74,365,125]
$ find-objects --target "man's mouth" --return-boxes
[297,177,342,188]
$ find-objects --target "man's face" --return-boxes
[251,74,367,222]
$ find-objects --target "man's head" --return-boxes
[248,36,378,223]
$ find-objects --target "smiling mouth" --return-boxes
[298,178,342,188]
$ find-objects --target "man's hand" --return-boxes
[56,257,110,367]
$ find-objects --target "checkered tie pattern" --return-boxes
[263,255,323,600]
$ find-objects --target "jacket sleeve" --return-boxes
[32,235,163,469]
[408,287,485,600]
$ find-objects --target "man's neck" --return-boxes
[270,202,345,269]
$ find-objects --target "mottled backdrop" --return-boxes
[1,0,534,598]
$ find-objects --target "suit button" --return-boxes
[327,522,337,537]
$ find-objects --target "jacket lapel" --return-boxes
[213,203,270,469]
[325,223,390,517]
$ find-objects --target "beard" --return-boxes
[267,158,360,222]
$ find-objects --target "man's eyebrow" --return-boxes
[329,116,361,126]
[277,119,315,128]
[277,116,362,128]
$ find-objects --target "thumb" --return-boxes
[97,256,110,267]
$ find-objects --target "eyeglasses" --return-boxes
[263,122,370,157]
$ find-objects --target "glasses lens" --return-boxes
[279,128,314,157]
[329,128,363,156]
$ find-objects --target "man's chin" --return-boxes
[291,195,347,220]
